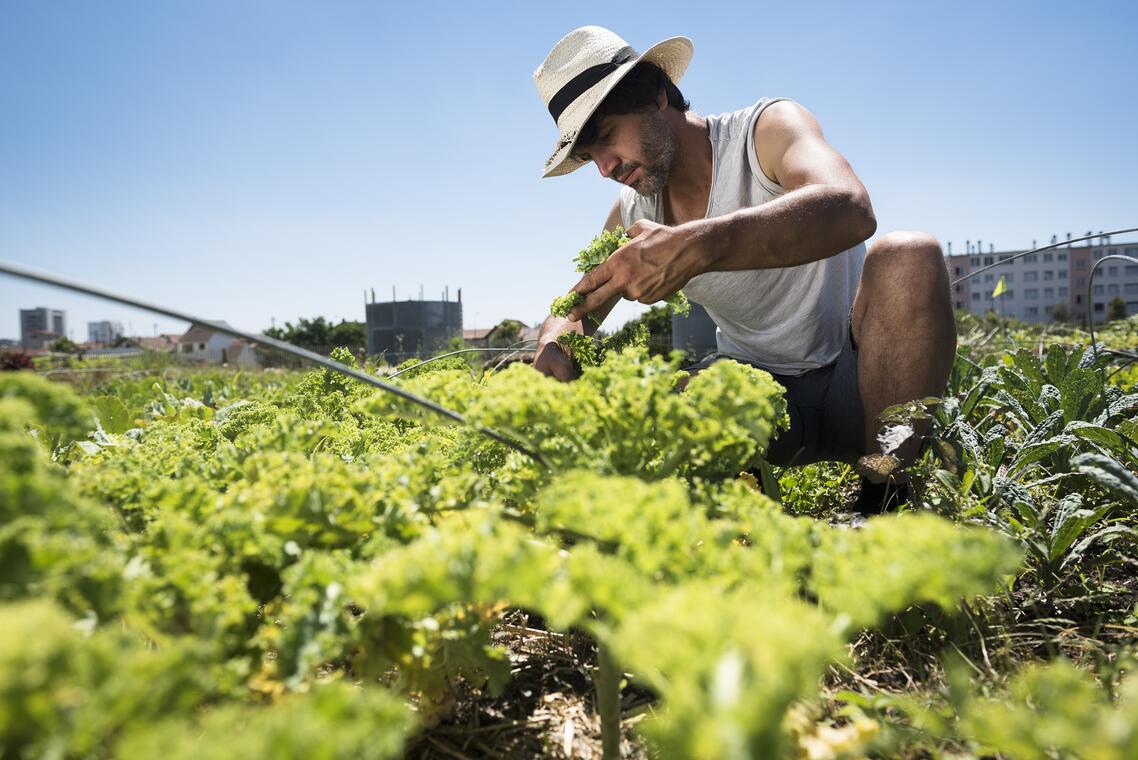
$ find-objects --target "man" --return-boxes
[531,27,955,512]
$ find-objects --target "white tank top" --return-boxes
[620,98,865,375]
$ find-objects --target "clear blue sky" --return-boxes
[2,0,1136,342]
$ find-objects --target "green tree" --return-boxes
[607,306,673,357]
[488,320,524,348]
[264,317,365,353]
[329,320,366,350]
[47,336,79,353]
[1049,300,1069,323]
[1108,296,1127,321]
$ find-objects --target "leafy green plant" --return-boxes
[550,227,691,320]
[9,332,1119,759]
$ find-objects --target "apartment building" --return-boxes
[19,307,66,349]
[945,238,1138,323]
[88,320,124,345]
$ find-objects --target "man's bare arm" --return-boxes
[690,100,876,271]
[563,102,876,319]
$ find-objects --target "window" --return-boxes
[1026,306,1039,316]
[972,292,981,301]
[1126,283,1138,295]
[1094,250,1105,260]
[1004,289,1015,299]
[1024,271,1038,281]
[1059,287,1068,297]
[1025,288,1039,299]
[1043,253,1053,262]
[1094,284,1104,295]
[970,256,980,266]
[1076,259,1087,270]
[1077,277,1086,286]
[1108,266,1119,277]
[1023,254,1038,263]
[1094,303,1104,312]
[1108,284,1120,295]
[985,273,994,283]
[1125,265,1138,275]
[999,254,1011,262]
[970,276,981,284]
[954,266,962,276]
[1125,247,1138,256]
[1059,270,1068,279]
[984,256,994,265]
[1043,270,1054,280]
[1058,253,1067,262]
[1044,288,1054,299]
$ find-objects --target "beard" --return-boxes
[614,112,676,196]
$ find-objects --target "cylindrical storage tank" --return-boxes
[671,302,717,361]
[366,299,462,361]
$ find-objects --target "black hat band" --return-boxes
[547,46,636,124]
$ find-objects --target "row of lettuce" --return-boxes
[3,328,1137,757]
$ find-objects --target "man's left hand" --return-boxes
[566,220,702,321]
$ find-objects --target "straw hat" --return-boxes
[533,26,693,178]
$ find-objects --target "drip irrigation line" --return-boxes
[954,352,983,372]
[1085,254,1138,368]
[0,259,548,466]
[1107,356,1138,382]
[489,343,540,373]
[387,342,537,379]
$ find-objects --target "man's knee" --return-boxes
[864,230,948,294]
[867,230,943,266]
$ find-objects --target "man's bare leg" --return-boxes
[851,231,956,477]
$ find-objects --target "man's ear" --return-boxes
[656,88,667,111]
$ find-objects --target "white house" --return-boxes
[178,322,263,367]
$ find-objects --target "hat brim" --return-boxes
[541,36,693,179]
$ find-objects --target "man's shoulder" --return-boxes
[707,98,795,143]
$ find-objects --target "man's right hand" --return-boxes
[532,201,625,382]
[533,339,575,382]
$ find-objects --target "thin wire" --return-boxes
[950,227,1138,286]
[1107,356,1138,382]
[1086,254,1138,368]
[955,352,983,371]
[387,341,538,379]
[0,259,547,465]
[489,345,538,373]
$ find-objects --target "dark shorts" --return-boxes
[684,325,866,467]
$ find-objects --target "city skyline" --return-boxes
[3,1,1137,341]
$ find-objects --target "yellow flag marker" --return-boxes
[991,275,1007,298]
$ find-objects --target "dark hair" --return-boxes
[575,61,689,152]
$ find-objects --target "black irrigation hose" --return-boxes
[1085,254,1138,366]
[1108,355,1138,382]
[0,259,548,466]
[387,342,537,379]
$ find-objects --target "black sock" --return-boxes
[852,478,910,515]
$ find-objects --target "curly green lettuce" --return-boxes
[549,227,691,323]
